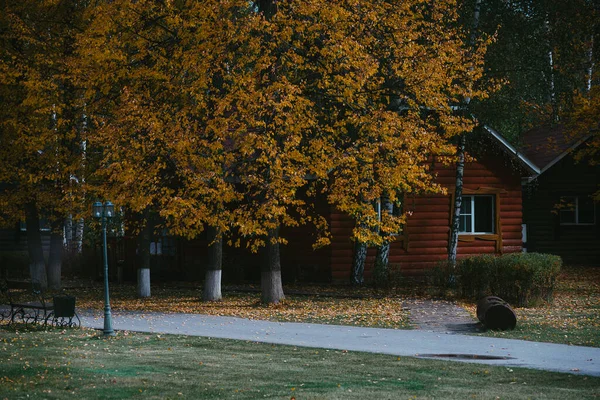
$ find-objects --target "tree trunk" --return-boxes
[25,203,47,290]
[448,134,466,266]
[373,195,394,287]
[586,34,594,93]
[137,268,151,298]
[351,237,367,286]
[544,17,558,120]
[137,218,152,298]
[64,215,73,248]
[203,225,223,301]
[74,217,84,254]
[47,221,63,290]
[261,226,284,304]
[448,0,482,266]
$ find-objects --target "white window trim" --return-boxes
[459,195,495,234]
[19,221,51,232]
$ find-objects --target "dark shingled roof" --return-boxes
[521,124,582,172]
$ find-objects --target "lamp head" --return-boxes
[92,201,103,219]
[104,201,115,218]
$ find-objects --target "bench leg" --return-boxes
[9,305,24,325]
[49,312,81,328]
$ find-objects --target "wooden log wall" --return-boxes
[330,155,524,283]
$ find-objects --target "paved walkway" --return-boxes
[79,309,600,377]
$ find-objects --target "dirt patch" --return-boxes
[403,299,482,333]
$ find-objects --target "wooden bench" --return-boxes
[1,280,80,327]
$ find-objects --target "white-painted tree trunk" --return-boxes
[137,268,151,298]
[203,226,223,301]
[137,215,152,298]
[261,227,284,304]
[203,270,222,301]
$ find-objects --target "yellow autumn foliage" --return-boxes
[3,0,488,249]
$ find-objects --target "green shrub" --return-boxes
[457,254,497,299]
[494,253,561,307]
[427,260,456,295]
[429,253,562,307]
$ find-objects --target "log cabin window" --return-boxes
[559,196,596,225]
[19,220,51,232]
[459,195,495,234]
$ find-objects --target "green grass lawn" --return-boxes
[1,326,599,400]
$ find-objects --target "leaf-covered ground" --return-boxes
[463,266,600,347]
[63,284,411,329]
[4,265,598,346]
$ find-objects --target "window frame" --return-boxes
[559,195,596,226]
[459,194,496,234]
[450,187,504,253]
[19,220,51,232]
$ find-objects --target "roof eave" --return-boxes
[537,134,593,174]
[482,124,541,176]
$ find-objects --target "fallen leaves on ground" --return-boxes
[63,284,411,329]
[461,265,600,346]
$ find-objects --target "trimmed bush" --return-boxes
[494,253,561,307]
[458,254,497,299]
[430,253,562,307]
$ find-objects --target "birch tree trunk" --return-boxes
[586,34,594,93]
[449,0,481,265]
[25,203,47,290]
[64,215,73,248]
[202,225,223,302]
[261,226,284,304]
[351,236,367,286]
[47,220,63,290]
[137,217,151,298]
[74,217,84,254]
[373,195,394,287]
[448,130,466,266]
[544,17,558,120]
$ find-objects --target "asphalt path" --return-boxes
[79,310,600,377]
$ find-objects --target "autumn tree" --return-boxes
[0,0,86,289]
[73,0,253,299]
[73,0,487,301]
[303,0,487,284]
[234,0,485,295]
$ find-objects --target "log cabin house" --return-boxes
[521,125,600,265]
[277,125,540,283]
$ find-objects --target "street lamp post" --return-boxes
[93,201,115,336]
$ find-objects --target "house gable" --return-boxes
[521,125,600,265]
